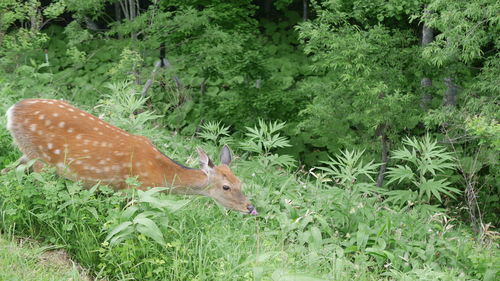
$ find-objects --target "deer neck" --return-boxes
[158,156,210,196]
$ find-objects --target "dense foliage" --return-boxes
[0,0,498,280]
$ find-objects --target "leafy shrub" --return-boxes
[0,123,498,280]
[198,121,232,146]
[385,135,460,205]
[318,149,380,188]
[239,119,295,169]
[105,187,189,246]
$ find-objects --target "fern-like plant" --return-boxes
[318,150,381,193]
[198,121,232,146]
[319,150,380,184]
[385,135,460,205]
[239,119,295,169]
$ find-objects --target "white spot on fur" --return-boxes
[98,159,106,165]
[38,114,45,120]
[45,119,52,126]
[67,128,74,133]
[68,108,75,112]
[83,149,90,153]
[54,149,61,155]
[52,113,59,117]
[93,127,99,131]
[57,105,65,109]
[34,111,40,115]
[47,101,54,104]
[30,124,37,132]
[48,143,53,149]
[58,121,65,128]
[75,160,82,165]
[76,134,82,140]
[79,113,85,116]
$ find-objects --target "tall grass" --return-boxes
[0,83,498,280]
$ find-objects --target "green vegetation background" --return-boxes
[0,0,498,280]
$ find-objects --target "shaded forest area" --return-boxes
[0,1,499,280]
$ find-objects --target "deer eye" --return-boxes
[222,185,230,191]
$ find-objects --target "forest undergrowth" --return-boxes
[0,87,498,280]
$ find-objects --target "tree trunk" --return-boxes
[84,16,99,31]
[158,43,182,90]
[129,0,137,40]
[443,77,458,107]
[114,2,122,38]
[420,78,432,109]
[303,0,308,21]
[376,124,389,187]
[264,0,272,19]
[200,78,207,95]
[255,79,261,89]
[420,6,434,109]
[119,0,129,21]
[465,181,481,234]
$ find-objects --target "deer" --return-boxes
[5,99,257,215]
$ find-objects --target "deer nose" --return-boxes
[247,204,257,215]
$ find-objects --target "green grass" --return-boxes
[0,84,498,281]
[1,152,498,280]
[0,234,88,281]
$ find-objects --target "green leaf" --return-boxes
[31,172,46,183]
[309,226,323,250]
[121,206,139,220]
[356,223,370,250]
[105,221,133,244]
[386,165,415,185]
[384,189,417,206]
[134,217,165,246]
[418,178,460,202]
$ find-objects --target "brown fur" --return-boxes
[6,99,253,213]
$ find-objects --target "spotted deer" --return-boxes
[5,99,256,215]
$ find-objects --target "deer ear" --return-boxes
[196,147,214,173]
[220,144,232,166]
